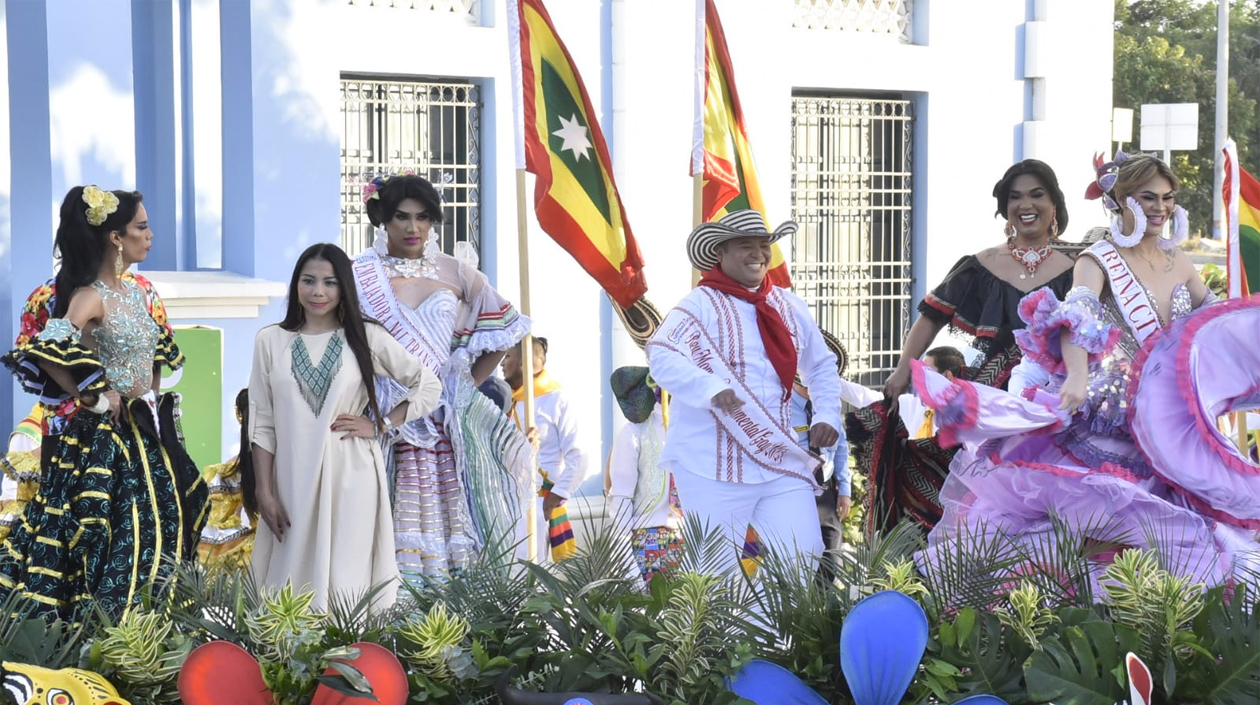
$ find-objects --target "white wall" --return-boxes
[332,0,1116,485]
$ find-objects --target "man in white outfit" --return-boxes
[503,336,587,562]
[646,210,842,574]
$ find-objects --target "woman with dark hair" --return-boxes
[196,389,258,572]
[915,152,1260,589]
[1,185,208,622]
[352,174,532,581]
[248,243,441,611]
[848,160,1076,535]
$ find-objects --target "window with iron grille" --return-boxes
[790,95,914,388]
[340,77,482,258]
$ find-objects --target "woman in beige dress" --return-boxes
[247,243,441,611]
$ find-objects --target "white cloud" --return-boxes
[259,0,341,144]
[49,62,136,187]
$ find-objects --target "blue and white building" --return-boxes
[1,0,1115,500]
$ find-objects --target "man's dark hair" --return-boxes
[925,346,965,378]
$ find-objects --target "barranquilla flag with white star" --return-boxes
[690,0,791,288]
[508,0,647,308]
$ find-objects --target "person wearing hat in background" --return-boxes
[607,366,683,585]
[503,335,586,562]
[646,209,841,579]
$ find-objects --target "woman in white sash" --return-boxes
[353,174,532,582]
[914,153,1260,592]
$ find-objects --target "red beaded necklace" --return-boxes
[1007,239,1052,280]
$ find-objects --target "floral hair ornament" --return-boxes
[82,185,120,227]
[1084,150,1130,214]
[360,170,418,204]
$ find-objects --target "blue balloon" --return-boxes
[724,659,829,705]
[954,697,1009,705]
[840,590,929,705]
[563,700,595,705]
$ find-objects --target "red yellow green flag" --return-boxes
[508,0,647,308]
[1224,139,1260,299]
[691,0,791,288]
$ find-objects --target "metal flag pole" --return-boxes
[515,168,539,563]
[1213,0,1230,240]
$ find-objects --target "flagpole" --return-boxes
[1212,0,1229,240]
[516,167,539,563]
[692,173,704,286]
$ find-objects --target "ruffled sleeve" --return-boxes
[918,256,1074,355]
[14,279,56,349]
[153,325,185,371]
[452,259,531,360]
[367,324,443,424]
[1012,286,1120,375]
[2,318,109,405]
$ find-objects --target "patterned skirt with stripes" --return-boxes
[0,394,208,624]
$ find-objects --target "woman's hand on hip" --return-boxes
[332,414,378,440]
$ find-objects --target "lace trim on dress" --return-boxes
[290,332,344,417]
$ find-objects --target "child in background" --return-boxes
[197,389,258,572]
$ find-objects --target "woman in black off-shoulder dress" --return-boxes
[848,160,1076,535]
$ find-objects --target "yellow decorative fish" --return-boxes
[1,662,130,705]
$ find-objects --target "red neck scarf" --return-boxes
[698,266,796,398]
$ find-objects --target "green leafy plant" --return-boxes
[92,607,191,703]
[1101,547,1206,691]
[994,581,1059,651]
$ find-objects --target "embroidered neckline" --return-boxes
[382,253,439,280]
[290,331,343,417]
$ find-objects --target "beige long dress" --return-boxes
[247,323,441,611]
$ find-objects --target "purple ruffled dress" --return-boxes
[913,254,1260,591]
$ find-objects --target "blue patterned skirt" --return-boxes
[0,394,208,623]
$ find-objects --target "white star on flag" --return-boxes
[552,114,593,162]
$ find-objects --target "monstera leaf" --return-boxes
[1177,585,1260,705]
[930,609,1028,702]
[1023,620,1141,705]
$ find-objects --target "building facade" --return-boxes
[1,0,1114,493]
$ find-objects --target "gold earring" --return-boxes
[114,244,125,277]
[1004,221,1015,239]
[1050,216,1059,238]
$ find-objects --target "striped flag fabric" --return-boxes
[1224,139,1260,299]
[508,0,647,308]
[691,0,792,288]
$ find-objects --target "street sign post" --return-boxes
[1140,103,1199,164]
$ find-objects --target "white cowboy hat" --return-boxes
[686,209,797,272]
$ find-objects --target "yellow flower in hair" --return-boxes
[82,185,120,226]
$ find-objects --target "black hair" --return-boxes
[280,243,386,433]
[235,388,260,519]
[992,159,1069,236]
[52,186,144,318]
[364,174,444,228]
[925,346,966,378]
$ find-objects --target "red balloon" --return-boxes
[310,642,409,705]
[178,641,273,705]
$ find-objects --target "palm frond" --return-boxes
[917,518,1022,621]
[159,560,259,644]
[323,580,396,644]
[0,588,93,669]
[675,513,743,581]
[1007,510,1126,607]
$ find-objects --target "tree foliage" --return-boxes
[1114,0,1260,235]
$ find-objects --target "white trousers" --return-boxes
[672,470,823,575]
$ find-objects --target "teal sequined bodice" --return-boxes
[91,280,159,396]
